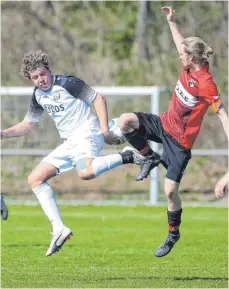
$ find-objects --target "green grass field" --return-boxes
[1,204,228,288]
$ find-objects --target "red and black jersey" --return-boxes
[160,64,221,149]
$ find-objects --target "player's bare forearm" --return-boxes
[217,107,229,140]
[1,121,35,139]
[215,172,228,198]
[93,93,109,133]
[161,6,184,53]
[168,21,184,53]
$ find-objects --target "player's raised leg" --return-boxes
[75,149,145,180]
[73,132,146,180]
[119,113,161,181]
[28,162,72,256]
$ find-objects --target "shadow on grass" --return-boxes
[174,277,228,281]
[106,276,228,281]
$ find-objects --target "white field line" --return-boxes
[10,226,226,233]
[7,211,228,221]
[9,211,164,219]
[11,226,160,232]
[5,199,229,207]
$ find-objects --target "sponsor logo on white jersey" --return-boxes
[175,80,198,107]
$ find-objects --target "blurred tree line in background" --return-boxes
[1,0,228,146]
[1,1,228,198]
[2,1,228,90]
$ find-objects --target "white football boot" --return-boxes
[122,146,146,165]
[46,226,73,256]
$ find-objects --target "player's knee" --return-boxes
[76,159,95,180]
[78,169,95,180]
[119,113,138,132]
[165,190,176,201]
[164,178,179,201]
[28,173,44,189]
[164,186,178,201]
[119,113,132,128]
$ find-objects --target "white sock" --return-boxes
[33,182,64,233]
[91,154,123,177]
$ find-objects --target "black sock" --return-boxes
[119,150,134,164]
[167,209,182,234]
[124,130,153,156]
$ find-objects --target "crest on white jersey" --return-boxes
[52,91,60,101]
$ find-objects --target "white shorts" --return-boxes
[41,133,104,174]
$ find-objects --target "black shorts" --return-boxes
[134,112,192,183]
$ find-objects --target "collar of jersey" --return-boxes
[189,63,209,75]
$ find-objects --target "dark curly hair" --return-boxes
[20,50,51,79]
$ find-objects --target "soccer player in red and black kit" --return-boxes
[118,6,228,257]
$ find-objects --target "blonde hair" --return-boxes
[182,37,214,65]
[20,50,50,79]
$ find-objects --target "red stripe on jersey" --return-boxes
[160,64,219,149]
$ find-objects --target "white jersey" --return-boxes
[24,75,102,139]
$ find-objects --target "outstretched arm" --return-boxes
[161,6,184,54]
[217,107,228,140]
[215,172,228,198]
[1,120,35,139]
[214,107,228,198]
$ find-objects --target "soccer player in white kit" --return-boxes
[1,50,143,256]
